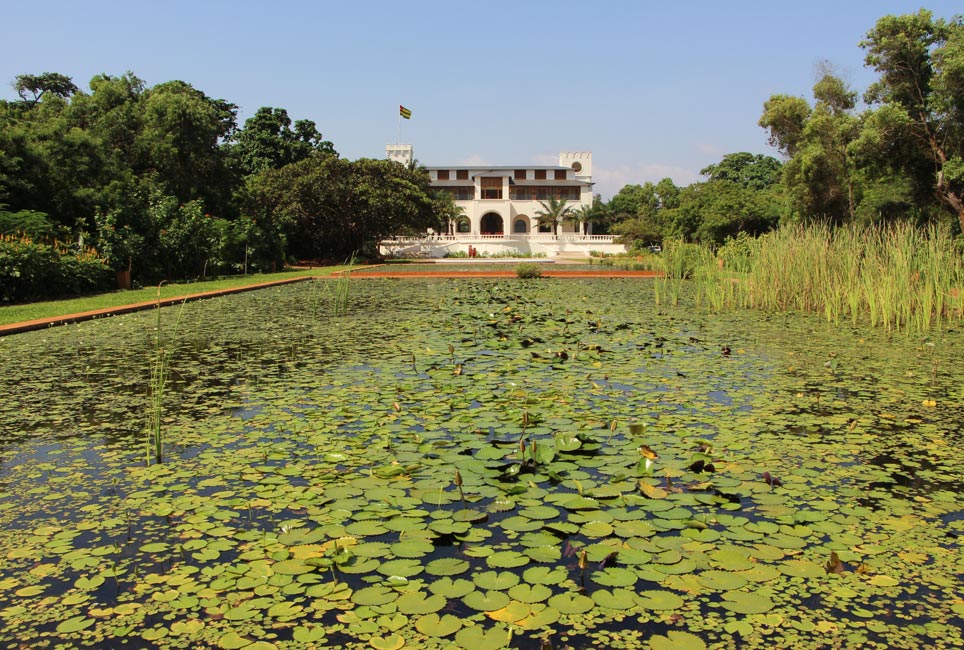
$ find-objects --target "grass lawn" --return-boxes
[0,266,349,326]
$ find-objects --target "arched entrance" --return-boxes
[480,212,503,235]
[456,218,470,234]
[513,216,529,234]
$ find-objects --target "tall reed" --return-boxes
[328,253,356,317]
[730,223,964,333]
[146,285,186,465]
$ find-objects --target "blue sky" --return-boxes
[2,1,960,198]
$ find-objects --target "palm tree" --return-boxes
[568,204,594,236]
[534,196,572,236]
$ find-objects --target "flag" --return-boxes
[399,105,412,119]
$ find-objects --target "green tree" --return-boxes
[227,106,335,177]
[246,155,435,260]
[534,196,572,234]
[137,80,237,213]
[859,10,964,231]
[14,72,78,104]
[700,152,782,190]
[761,72,861,223]
[568,203,594,235]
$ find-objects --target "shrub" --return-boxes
[0,235,112,303]
[515,263,543,279]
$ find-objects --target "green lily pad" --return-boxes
[415,613,463,637]
[721,590,775,614]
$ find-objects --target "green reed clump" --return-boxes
[324,253,356,316]
[737,223,964,333]
[656,239,715,306]
[147,286,186,465]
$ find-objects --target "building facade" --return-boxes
[381,145,624,258]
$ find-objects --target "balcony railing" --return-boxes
[381,233,619,244]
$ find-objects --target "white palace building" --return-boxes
[379,145,625,258]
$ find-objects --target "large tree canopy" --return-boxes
[227,106,336,177]
[860,10,964,231]
[245,155,436,260]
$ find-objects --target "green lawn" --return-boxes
[0,267,348,326]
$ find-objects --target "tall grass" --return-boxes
[147,285,186,465]
[329,254,355,316]
[690,223,964,333]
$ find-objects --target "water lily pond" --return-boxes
[1,279,962,650]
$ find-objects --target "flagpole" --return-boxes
[396,109,401,144]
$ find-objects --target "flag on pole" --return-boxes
[399,105,412,119]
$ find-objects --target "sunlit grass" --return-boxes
[0,266,349,326]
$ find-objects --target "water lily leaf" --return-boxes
[508,583,552,603]
[474,571,519,590]
[425,558,470,576]
[553,433,581,452]
[292,626,326,643]
[271,558,314,575]
[377,558,424,577]
[352,585,398,606]
[395,591,446,615]
[390,539,435,558]
[515,603,561,630]
[369,633,404,650]
[267,601,303,618]
[218,632,253,649]
[581,520,614,538]
[650,630,706,650]
[721,590,774,614]
[709,548,754,571]
[455,625,512,650]
[523,566,567,585]
[592,587,637,610]
[487,600,531,622]
[698,570,748,591]
[779,560,825,578]
[486,551,529,569]
[55,616,94,634]
[346,520,390,536]
[637,589,684,610]
[548,592,594,614]
[524,545,562,562]
[463,589,511,611]
[429,577,475,598]
[415,613,463,637]
[520,505,561,520]
[592,567,638,587]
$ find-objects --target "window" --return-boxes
[514,169,527,180]
[534,169,546,180]
[457,219,470,233]
[449,186,474,200]
[480,177,503,200]
[555,169,567,180]
[436,170,450,181]
[456,169,468,180]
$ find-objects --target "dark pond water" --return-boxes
[0,279,961,650]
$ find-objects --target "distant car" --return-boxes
[647,245,662,253]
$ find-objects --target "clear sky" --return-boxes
[2,1,960,199]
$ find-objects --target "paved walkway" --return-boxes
[0,268,658,336]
